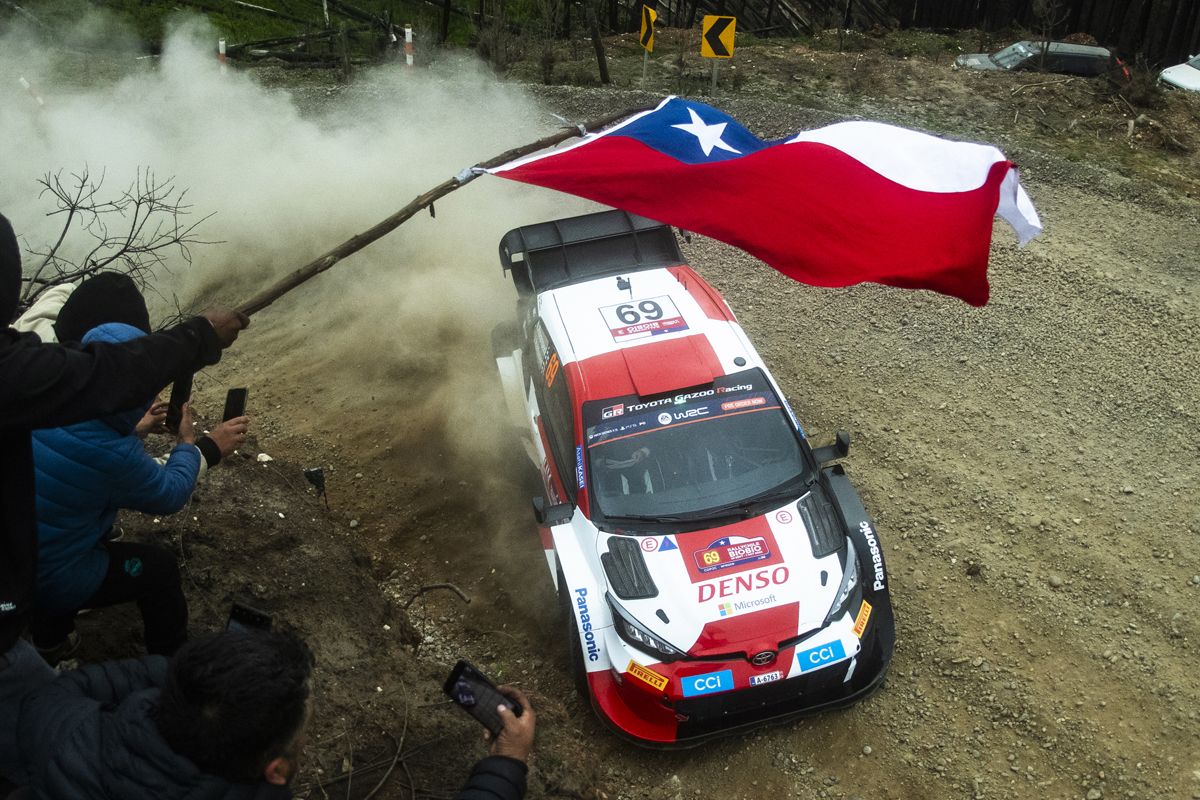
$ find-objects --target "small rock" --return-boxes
[349,519,359,529]
[862,745,872,756]
[1086,789,1102,800]
[256,453,273,463]
[971,657,983,668]
[1048,574,1064,588]
[1121,486,1134,494]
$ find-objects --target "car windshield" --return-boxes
[991,41,1036,68]
[583,369,811,524]
[1189,55,1200,69]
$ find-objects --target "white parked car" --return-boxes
[1160,54,1200,92]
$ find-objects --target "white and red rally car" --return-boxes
[493,210,894,746]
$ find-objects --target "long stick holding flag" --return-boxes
[235,104,653,317]
[488,96,1043,306]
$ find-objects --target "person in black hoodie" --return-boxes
[0,210,248,778]
[14,630,534,800]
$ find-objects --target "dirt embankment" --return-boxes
[78,39,1200,800]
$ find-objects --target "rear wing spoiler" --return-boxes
[499,209,684,296]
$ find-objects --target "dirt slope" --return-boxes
[81,40,1200,800]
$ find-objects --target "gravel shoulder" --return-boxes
[81,38,1199,800]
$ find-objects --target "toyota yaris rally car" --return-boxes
[492,209,894,746]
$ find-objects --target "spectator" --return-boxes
[0,210,246,781]
[12,272,250,477]
[13,630,535,800]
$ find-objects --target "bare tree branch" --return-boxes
[18,167,220,311]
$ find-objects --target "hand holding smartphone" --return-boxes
[443,660,523,737]
[222,387,248,422]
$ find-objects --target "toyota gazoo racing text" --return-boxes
[492,210,894,746]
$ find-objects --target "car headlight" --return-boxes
[822,540,861,627]
[607,595,685,662]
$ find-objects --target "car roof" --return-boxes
[1018,41,1112,57]
[536,265,762,404]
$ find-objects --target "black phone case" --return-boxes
[226,602,272,632]
[165,375,192,433]
[443,660,521,736]
[222,388,248,422]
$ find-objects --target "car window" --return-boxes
[992,42,1035,69]
[532,320,577,502]
[1189,56,1200,69]
[582,369,811,523]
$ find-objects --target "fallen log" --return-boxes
[236,105,652,317]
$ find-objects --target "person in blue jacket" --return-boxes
[29,320,209,658]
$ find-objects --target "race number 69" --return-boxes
[615,300,664,324]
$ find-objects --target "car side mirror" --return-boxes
[531,497,573,526]
[812,430,851,465]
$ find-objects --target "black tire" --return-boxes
[558,568,591,700]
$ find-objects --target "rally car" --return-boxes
[492,209,894,746]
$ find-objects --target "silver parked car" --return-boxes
[1159,54,1200,92]
[955,41,1128,79]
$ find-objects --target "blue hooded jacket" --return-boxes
[32,322,200,615]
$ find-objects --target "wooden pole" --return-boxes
[235,104,651,317]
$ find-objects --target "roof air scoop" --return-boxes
[617,276,632,298]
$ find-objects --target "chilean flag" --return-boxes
[488,96,1041,306]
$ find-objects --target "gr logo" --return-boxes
[680,669,733,697]
[796,640,847,673]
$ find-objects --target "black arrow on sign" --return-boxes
[704,16,732,57]
[641,7,653,48]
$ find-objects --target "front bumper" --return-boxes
[587,608,894,747]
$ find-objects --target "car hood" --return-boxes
[1160,62,1200,91]
[955,53,1002,70]
[600,492,848,658]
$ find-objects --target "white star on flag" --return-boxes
[672,108,741,157]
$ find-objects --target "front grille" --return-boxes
[673,661,855,737]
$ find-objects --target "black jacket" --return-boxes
[16,657,292,800]
[0,321,222,652]
[16,657,527,800]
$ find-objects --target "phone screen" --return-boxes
[442,660,522,736]
[222,388,248,422]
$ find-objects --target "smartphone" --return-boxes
[225,602,272,633]
[222,387,248,422]
[443,660,522,736]
[165,374,192,434]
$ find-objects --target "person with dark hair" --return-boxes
[0,210,247,781]
[11,630,537,800]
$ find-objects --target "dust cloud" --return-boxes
[1,16,598,485]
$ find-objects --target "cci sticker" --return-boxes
[852,600,873,638]
[680,669,734,697]
[626,660,669,692]
[749,670,782,686]
[796,640,847,673]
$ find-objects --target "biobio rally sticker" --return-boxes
[626,660,669,692]
[693,536,770,574]
[852,599,873,638]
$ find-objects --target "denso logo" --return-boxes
[574,588,600,662]
[860,521,885,591]
[697,566,789,602]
